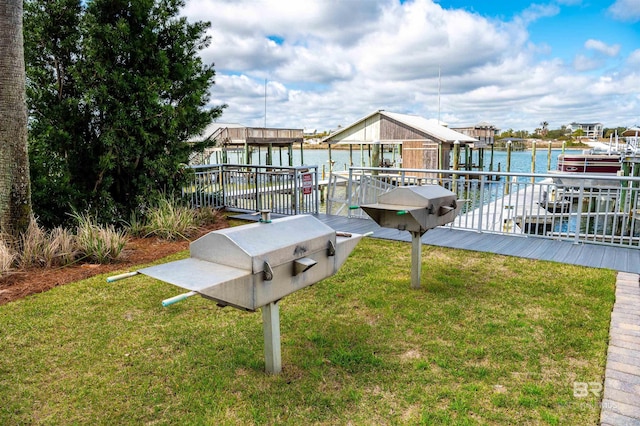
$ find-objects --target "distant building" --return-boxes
[451,122,499,148]
[566,122,603,140]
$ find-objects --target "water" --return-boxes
[216,146,581,175]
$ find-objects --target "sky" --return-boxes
[182,0,640,133]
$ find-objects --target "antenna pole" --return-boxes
[437,66,441,125]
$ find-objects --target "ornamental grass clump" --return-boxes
[0,239,15,275]
[17,218,78,268]
[194,205,222,227]
[142,196,199,240]
[73,213,127,264]
[47,227,79,266]
[17,218,48,268]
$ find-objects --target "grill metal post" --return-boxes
[410,231,422,289]
[262,301,282,374]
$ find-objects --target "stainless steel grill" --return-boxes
[360,185,459,289]
[109,214,365,374]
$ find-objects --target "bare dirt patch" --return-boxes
[0,219,229,306]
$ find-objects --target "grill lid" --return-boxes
[189,215,335,273]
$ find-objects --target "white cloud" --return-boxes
[628,49,640,66]
[353,1,523,82]
[187,0,640,132]
[275,44,355,84]
[584,39,620,57]
[517,4,560,25]
[608,0,640,23]
[573,54,603,72]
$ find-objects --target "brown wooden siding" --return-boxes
[380,116,429,141]
[401,140,440,179]
[217,127,303,146]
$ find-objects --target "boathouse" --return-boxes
[451,121,498,148]
[321,110,477,176]
[189,122,304,166]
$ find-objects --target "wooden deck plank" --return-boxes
[314,214,640,274]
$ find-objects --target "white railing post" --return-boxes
[575,180,585,244]
[477,174,485,233]
[293,167,300,215]
[346,167,354,218]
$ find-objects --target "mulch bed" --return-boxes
[0,220,229,306]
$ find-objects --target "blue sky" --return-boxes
[184,0,640,133]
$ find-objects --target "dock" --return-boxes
[453,177,568,234]
[313,213,640,274]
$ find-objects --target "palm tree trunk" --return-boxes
[0,0,32,237]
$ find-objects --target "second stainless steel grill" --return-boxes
[360,185,459,289]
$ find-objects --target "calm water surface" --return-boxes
[217,146,582,175]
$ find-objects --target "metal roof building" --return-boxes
[321,110,477,172]
[322,110,477,145]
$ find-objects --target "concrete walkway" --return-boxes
[600,272,640,426]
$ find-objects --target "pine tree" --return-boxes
[0,0,32,236]
[25,0,225,226]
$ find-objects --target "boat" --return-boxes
[551,128,640,188]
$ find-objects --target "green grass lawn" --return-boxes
[0,238,616,425]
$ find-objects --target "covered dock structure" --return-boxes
[321,110,477,177]
[189,123,304,166]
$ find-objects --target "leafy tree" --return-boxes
[25,0,225,227]
[546,129,566,139]
[498,129,515,138]
[0,0,32,237]
[539,121,549,137]
[604,127,627,138]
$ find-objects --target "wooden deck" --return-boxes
[316,213,640,274]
